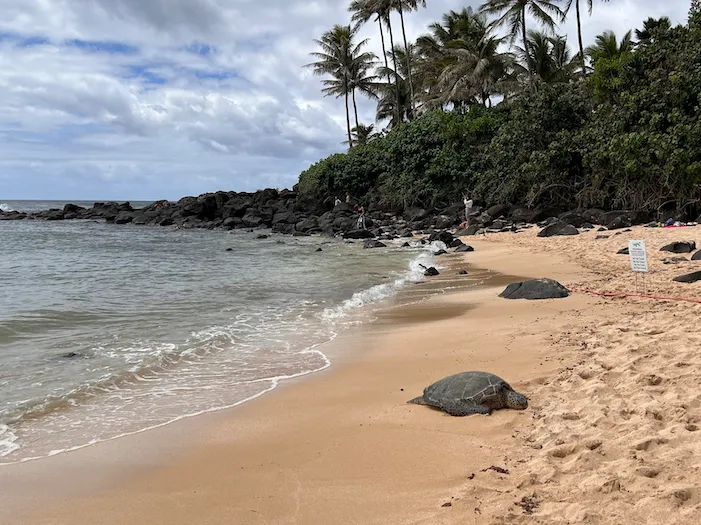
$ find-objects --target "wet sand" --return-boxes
[9,227,701,524]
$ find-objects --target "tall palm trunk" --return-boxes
[385,15,402,125]
[378,18,389,69]
[575,0,586,76]
[344,84,353,148]
[398,7,415,117]
[521,11,531,74]
[352,88,360,129]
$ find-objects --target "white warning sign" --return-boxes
[628,240,648,273]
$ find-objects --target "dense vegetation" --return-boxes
[298,1,701,217]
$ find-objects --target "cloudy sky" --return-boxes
[0,0,690,200]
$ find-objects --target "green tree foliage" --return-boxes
[297,13,701,218]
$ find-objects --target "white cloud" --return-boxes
[0,0,691,199]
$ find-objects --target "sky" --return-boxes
[0,0,691,200]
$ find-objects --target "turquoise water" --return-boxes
[0,206,439,463]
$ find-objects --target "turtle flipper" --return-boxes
[407,396,428,405]
[442,401,491,416]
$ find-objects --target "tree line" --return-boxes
[306,0,626,146]
[297,2,701,217]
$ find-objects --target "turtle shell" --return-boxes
[423,371,511,408]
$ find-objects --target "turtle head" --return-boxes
[505,390,528,410]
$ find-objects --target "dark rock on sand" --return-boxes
[363,239,387,249]
[537,221,579,238]
[423,266,440,276]
[401,242,410,248]
[692,250,701,261]
[316,247,322,252]
[225,248,233,251]
[595,235,609,240]
[499,278,569,300]
[449,238,464,248]
[660,241,696,254]
[455,224,481,236]
[457,269,468,275]
[428,230,455,245]
[455,244,474,253]
[673,271,701,283]
[617,247,629,255]
[433,249,448,256]
[256,234,269,239]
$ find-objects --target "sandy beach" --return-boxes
[8,226,701,524]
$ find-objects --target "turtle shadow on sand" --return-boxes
[408,371,528,416]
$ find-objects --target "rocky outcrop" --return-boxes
[672,271,701,283]
[660,241,696,254]
[499,278,570,300]
[537,221,579,237]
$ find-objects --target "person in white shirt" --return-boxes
[463,195,473,226]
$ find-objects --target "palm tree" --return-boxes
[480,0,565,74]
[390,0,426,115]
[515,30,576,84]
[306,25,376,148]
[415,8,514,108]
[349,0,388,70]
[376,46,414,126]
[350,0,402,125]
[344,124,380,146]
[563,0,610,76]
[586,29,634,62]
[349,60,380,129]
[635,16,672,45]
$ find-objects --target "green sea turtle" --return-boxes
[408,371,528,416]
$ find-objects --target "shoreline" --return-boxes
[9,226,701,524]
[3,236,591,524]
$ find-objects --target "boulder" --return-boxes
[558,211,587,228]
[660,241,696,254]
[363,239,387,249]
[423,266,440,276]
[673,271,701,283]
[433,249,447,256]
[114,212,133,225]
[455,244,474,253]
[537,221,579,237]
[401,242,410,248]
[449,238,464,248]
[617,247,629,254]
[63,203,85,214]
[435,215,456,229]
[427,230,455,245]
[455,224,481,236]
[403,207,430,222]
[343,229,375,239]
[457,269,468,275]
[582,208,607,225]
[499,278,570,300]
[692,250,701,261]
[486,204,509,218]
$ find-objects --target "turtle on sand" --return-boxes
[408,371,528,416]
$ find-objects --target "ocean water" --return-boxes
[0,201,446,463]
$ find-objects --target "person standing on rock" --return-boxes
[463,195,473,226]
[357,204,366,230]
[334,196,342,207]
[345,192,351,204]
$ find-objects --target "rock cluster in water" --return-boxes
[0,190,658,240]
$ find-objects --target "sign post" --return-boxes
[628,240,648,294]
